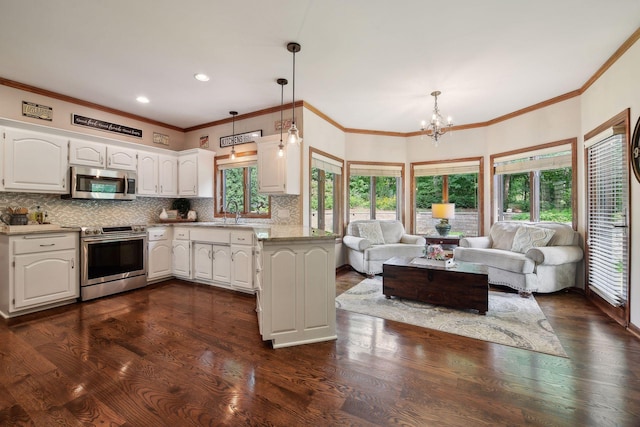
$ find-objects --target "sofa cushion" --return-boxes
[358,222,385,244]
[490,222,521,250]
[454,247,535,274]
[378,221,404,244]
[511,225,555,253]
[364,243,425,261]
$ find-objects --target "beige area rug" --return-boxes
[336,277,567,357]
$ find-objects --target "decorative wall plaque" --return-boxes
[199,135,209,148]
[220,130,262,148]
[153,132,169,145]
[22,101,52,121]
[71,114,143,138]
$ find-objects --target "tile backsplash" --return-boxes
[1,193,300,226]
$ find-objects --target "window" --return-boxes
[310,148,343,234]
[348,162,403,221]
[215,152,270,218]
[584,111,630,326]
[412,158,483,237]
[492,139,576,227]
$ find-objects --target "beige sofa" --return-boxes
[454,221,583,295]
[343,220,426,276]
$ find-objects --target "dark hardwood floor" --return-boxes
[1,271,639,426]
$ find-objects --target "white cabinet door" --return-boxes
[257,134,300,195]
[158,154,178,196]
[261,240,336,348]
[69,139,106,167]
[178,149,214,197]
[178,153,198,196]
[3,128,69,193]
[193,243,213,281]
[148,240,172,280]
[231,245,253,290]
[107,146,137,171]
[137,151,159,195]
[13,249,78,309]
[172,240,191,278]
[212,245,231,284]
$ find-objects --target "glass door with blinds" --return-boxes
[586,131,629,323]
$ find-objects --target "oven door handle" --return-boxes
[83,235,147,244]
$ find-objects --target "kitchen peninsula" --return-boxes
[149,222,338,349]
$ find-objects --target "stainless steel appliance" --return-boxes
[65,166,136,200]
[80,224,147,301]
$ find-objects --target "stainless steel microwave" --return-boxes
[64,166,136,200]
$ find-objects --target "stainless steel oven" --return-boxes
[80,225,147,301]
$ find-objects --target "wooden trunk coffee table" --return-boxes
[382,256,489,314]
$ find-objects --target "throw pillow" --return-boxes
[358,222,385,245]
[510,225,556,253]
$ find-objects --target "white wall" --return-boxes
[580,41,640,329]
[0,85,185,150]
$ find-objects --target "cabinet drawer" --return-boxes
[230,231,253,245]
[13,234,77,254]
[148,227,169,241]
[174,227,190,240]
[190,228,230,244]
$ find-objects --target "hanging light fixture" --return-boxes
[229,111,238,160]
[276,78,288,157]
[420,90,453,145]
[286,42,302,145]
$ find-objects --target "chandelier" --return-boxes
[421,90,453,144]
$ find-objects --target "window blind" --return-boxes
[586,134,628,307]
[413,160,479,177]
[217,155,257,170]
[312,153,343,175]
[349,163,402,177]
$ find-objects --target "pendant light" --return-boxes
[229,111,238,160]
[277,78,288,157]
[286,42,302,145]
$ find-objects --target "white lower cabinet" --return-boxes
[0,232,79,318]
[148,227,173,281]
[259,239,336,348]
[172,240,191,279]
[193,243,214,281]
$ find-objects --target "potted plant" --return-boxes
[172,198,191,219]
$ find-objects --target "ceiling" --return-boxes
[1,1,639,133]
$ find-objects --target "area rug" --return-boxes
[336,277,567,357]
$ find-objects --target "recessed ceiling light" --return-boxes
[136,96,150,104]
[194,73,210,82]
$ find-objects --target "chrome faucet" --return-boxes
[226,200,241,224]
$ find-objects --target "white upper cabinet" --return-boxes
[257,134,300,195]
[69,139,106,167]
[158,153,178,196]
[137,151,159,195]
[178,148,214,197]
[107,145,137,171]
[2,127,69,193]
[138,151,178,197]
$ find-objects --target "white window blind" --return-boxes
[349,163,402,177]
[217,155,257,170]
[413,160,479,177]
[312,153,343,175]
[494,150,571,174]
[586,134,629,307]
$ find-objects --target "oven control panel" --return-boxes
[81,225,147,237]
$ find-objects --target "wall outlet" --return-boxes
[278,209,290,219]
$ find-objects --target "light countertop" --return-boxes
[148,222,336,242]
[0,224,81,235]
